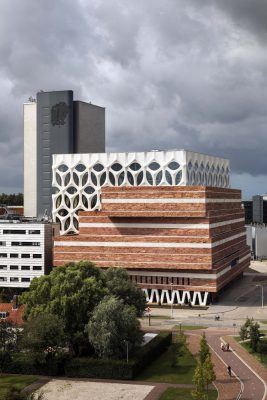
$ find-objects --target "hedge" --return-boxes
[65,357,135,379]
[3,332,172,380]
[65,332,172,379]
[3,352,66,376]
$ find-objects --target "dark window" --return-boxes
[33,266,42,271]
[11,242,40,247]
[0,266,7,270]
[0,277,7,282]
[0,242,6,246]
[10,254,18,258]
[10,266,18,270]
[28,230,40,234]
[0,254,7,258]
[33,254,42,259]
[21,278,30,282]
[21,254,30,259]
[21,266,30,270]
[10,277,19,282]
[3,230,26,234]
[0,312,8,318]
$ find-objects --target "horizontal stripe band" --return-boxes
[55,232,246,249]
[80,218,244,229]
[102,198,240,204]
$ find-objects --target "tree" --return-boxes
[88,296,143,359]
[105,268,146,317]
[21,263,147,356]
[21,261,107,354]
[249,321,260,352]
[203,354,216,394]
[239,324,249,341]
[199,334,210,364]
[22,313,66,359]
[0,193,23,206]
[192,362,208,400]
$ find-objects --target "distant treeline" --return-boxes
[0,193,23,206]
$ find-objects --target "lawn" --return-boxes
[0,375,37,396]
[142,315,174,320]
[234,338,267,368]
[159,387,217,400]
[175,325,207,331]
[135,344,196,384]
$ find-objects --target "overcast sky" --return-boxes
[0,0,266,198]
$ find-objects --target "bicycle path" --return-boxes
[188,329,266,400]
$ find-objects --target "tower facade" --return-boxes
[24,91,105,219]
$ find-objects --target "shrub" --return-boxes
[65,332,172,380]
[1,332,172,380]
[132,332,172,375]
[65,357,134,379]
[3,352,67,376]
[257,340,267,355]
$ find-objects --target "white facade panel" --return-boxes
[24,102,37,217]
[52,150,230,234]
[255,226,267,259]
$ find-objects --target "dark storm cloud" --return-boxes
[0,0,266,196]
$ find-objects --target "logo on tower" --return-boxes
[51,102,69,127]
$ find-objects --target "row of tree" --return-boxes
[0,193,23,206]
[192,334,216,400]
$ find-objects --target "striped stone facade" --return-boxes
[53,186,250,305]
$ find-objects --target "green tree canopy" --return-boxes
[104,268,146,316]
[20,262,146,356]
[21,261,107,353]
[88,296,143,359]
[0,193,23,206]
[199,334,210,364]
[22,313,66,357]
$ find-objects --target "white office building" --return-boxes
[0,221,55,288]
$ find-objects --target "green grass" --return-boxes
[0,375,37,396]
[135,345,196,384]
[142,315,174,320]
[159,387,217,400]
[175,325,207,331]
[234,337,267,368]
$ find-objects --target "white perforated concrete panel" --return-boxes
[52,150,230,234]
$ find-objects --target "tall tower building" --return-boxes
[24,90,105,218]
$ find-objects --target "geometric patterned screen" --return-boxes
[52,150,230,234]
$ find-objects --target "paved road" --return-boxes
[205,332,266,400]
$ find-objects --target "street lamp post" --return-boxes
[170,282,173,318]
[256,284,264,308]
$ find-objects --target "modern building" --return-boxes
[24,90,105,219]
[52,150,230,234]
[246,225,267,260]
[52,149,249,305]
[0,220,57,288]
[242,195,267,224]
[54,185,250,306]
